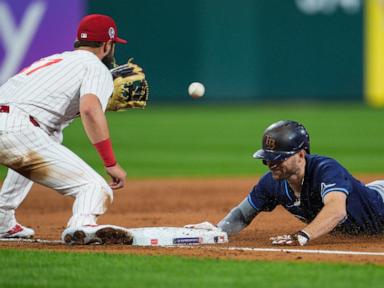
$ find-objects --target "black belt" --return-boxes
[0,105,40,127]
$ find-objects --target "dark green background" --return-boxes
[2,104,381,179]
[88,0,363,102]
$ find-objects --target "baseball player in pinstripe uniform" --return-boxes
[0,14,134,244]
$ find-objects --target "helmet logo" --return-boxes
[264,135,276,150]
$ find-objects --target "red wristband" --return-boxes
[93,138,117,167]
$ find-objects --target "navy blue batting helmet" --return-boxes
[253,120,310,162]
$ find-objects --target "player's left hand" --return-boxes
[184,221,221,231]
[107,58,149,111]
[105,163,127,189]
[270,230,310,246]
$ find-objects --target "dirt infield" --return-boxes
[1,176,384,264]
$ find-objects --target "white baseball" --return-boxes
[188,82,205,98]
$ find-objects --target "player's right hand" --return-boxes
[105,163,126,189]
[270,230,310,246]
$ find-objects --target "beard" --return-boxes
[102,49,116,69]
[270,168,285,180]
[270,164,300,180]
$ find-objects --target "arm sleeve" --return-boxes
[217,174,278,236]
[80,62,113,111]
[217,197,259,236]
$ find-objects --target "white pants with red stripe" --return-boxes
[0,106,113,233]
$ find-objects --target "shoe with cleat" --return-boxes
[0,223,35,239]
[62,224,133,245]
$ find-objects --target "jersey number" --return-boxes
[21,58,63,75]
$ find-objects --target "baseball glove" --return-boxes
[107,58,149,111]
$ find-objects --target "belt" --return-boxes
[0,105,40,127]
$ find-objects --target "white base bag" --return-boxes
[126,227,228,246]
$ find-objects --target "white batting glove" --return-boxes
[270,230,310,246]
[184,221,221,231]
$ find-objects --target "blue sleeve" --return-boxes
[316,159,352,200]
[248,173,279,212]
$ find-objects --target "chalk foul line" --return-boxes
[217,246,384,256]
[0,238,383,256]
[0,238,62,244]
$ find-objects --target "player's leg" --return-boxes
[31,144,132,244]
[16,133,114,227]
[0,113,131,244]
[0,115,111,225]
[0,127,63,238]
[366,180,384,201]
[0,169,35,238]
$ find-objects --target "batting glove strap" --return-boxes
[296,230,310,246]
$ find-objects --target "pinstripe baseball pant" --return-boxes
[0,106,113,232]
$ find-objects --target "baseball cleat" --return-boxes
[0,223,35,239]
[62,225,133,245]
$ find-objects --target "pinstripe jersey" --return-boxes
[248,154,384,234]
[0,50,113,133]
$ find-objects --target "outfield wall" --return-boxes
[88,0,363,102]
[2,1,383,105]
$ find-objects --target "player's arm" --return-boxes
[217,197,259,236]
[302,191,347,240]
[271,191,347,246]
[218,179,274,235]
[184,198,259,235]
[80,94,110,142]
[185,180,270,235]
[80,94,126,189]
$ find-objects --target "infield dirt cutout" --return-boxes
[1,176,383,264]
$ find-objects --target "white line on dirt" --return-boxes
[1,238,383,256]
[219,246,384,256]
[0,238,62,244]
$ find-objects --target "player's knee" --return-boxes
[90,181,113,204]
[72,182,113,216]
[101,185,113,206]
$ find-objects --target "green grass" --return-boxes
[1,104,383,286]
[1,103,383,179]
[0,249,383,288]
